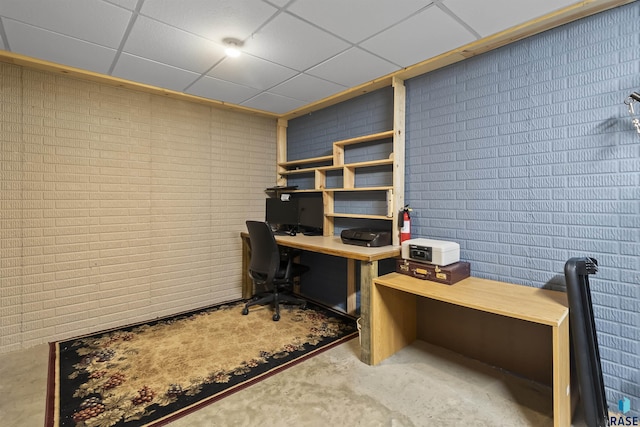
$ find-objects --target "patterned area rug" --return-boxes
[46,300,357,427]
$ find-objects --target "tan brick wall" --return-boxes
[0,63,276,353]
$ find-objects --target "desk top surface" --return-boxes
[241,232,400,262]
[374,272,568,326]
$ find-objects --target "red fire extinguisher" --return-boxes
[399,205,412,243]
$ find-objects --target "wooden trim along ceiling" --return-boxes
[281,0,634,120]
[0,50,280,119]
[0,0,632,121]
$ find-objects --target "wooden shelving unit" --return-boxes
[325,186,393,192]
[325,212,392,220]
[276,77,405,245]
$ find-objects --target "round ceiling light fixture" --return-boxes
[223,38,243,58]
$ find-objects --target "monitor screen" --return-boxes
[297,196,324,232]
[265,198,298,227]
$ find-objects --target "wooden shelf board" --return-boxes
[279,168,317,176]
[326,213,393,220]
[345,158,393,168]
[316,165,343,172]
[323,186,393,192]
[317,158,393,172]
[333,130,394,147]
[283,158,393,175]
[279,155,333,168]
[288,189,323,193]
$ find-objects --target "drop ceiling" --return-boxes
[0,0,621,116]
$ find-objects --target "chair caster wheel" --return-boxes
[272,313,280,321]
[242,307,249,315]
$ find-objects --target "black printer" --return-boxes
[340,228,391,247]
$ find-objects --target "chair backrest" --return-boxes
[246,220,280,284]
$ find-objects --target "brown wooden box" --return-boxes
[395,259,471,285]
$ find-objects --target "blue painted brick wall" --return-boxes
[288,3,639,414]
[405,2,639,415]
[287,87,393,161]
[288,87,394,232]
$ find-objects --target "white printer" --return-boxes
[401,238,460,266]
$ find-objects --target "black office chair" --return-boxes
[242,220,309,321]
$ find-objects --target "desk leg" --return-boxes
[346,259,356,316]
[370,283,417,366]
[241,235,252,299]
[359,260,377,365]
[553,316,571,427]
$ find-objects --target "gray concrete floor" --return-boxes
[0,338,589,426]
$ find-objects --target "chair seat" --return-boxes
[251,260,308,283]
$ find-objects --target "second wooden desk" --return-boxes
[370,272,571,427]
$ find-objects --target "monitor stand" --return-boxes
[301,227,323,236]
[273,225,297,236]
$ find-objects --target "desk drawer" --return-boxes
[396,259,470,285]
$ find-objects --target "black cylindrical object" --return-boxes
[564,257,608,427]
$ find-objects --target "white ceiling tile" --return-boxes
[3,19,116,74]
[242,12,351,72]
[139,0,277,43]
[0,0,131,48]
[360,5,476,67]
[207,54,298,90]
[0,0,589,114]
[444,0,578,37]
[264,0,290,8]
[242,91,307,115]
[103,0,139,11]
[269,74,346,102]
[124,16,226,74]
[307,47,400,88]
[187,75,261,105]
[112,53,201,93]
[288,0,433,43]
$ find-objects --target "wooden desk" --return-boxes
[371,272,571,427]
[240,232,400,329]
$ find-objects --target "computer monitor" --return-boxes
[297,196,324,234]
[265,198,298,228]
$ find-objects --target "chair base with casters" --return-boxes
[242,286,307,321]
[243,221,309,321]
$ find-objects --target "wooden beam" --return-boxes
[396,0,636,81]
[391,77,406,247]
[0,0,631,120]
[0,50,280,119]
[276,119,288,186]
[279,76,393,121]
[281,0,633,118]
